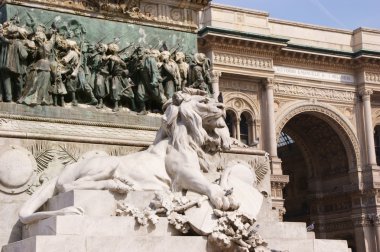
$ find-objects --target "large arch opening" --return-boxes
[278,112,355,250]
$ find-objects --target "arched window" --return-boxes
[226,110,237,139]
[375,125,380,165]
[240,113,249,145]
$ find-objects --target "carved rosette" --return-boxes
[0,145,37,194]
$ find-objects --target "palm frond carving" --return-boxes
[249,156,270,185]
[27,142,55,173]
[56,144,80,166]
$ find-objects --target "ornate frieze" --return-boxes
[3,0,207,32]
[213,52,273,70]
[273,83,355,102]
[365,72,380,84]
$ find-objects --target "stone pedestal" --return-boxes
[2,190,352,252]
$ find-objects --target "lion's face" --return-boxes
[189,96,231,150]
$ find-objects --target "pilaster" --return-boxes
[359,87,377,168]
[210,70,222,100]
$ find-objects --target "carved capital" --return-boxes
[353,215,372,227]
[210,70,222,83]
[359,88,373,101]
[263,78,275,90]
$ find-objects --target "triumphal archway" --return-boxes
[199,3,380,252]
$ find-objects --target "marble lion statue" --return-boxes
[19,88,237,224]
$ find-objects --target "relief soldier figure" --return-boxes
[0,18,29,102]
[189,53,213,97]
[93,43,110,109]
[128,46,149,114]
[106,43,127,112]
[19,31,55,106]
[61,39,81,106]
[160,50,181,100]
[143,49,166,113]
[0,15,212,114]
[83,43,99,105]
[175,51,189,90]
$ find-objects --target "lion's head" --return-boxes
[155,88,231,153]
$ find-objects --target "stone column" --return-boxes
[248,119,255,146]
[360,88,377,167]
[354,216,376,252]
[264,78,277,158]
[210,70,222,100]
[374,215,380,252]
[236,117,241,142]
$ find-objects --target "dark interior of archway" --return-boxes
[240,112,249,145]
[278,113,353,248]
[226,110,236,139]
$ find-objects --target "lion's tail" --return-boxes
[19,177,58,224]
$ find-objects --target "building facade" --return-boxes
[199,4,380,252]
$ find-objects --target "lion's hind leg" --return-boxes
[61,179,132,194]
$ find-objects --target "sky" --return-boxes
[212,0,380,31]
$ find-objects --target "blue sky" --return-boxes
[212,0,380,30]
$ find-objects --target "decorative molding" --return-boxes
[275,53,354,73]
[3,0,207,32]
[274,66,355,84]
[213,51,273,70]
[273,83,355,102]
[220,79,258,92]
[0,117,156,146]
[0,113,159,131]
[223,92,260,118]
[365,72,380,84]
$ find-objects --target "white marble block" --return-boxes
[22,216,179,239]
[2,235,86,252]
[45,190,118,217]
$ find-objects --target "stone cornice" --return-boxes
[198,26,289,46]
[270,18,353,34]
[2,0,208,33]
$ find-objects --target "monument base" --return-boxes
[2,190,352,252]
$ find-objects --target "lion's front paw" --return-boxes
[208,184,240,211]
